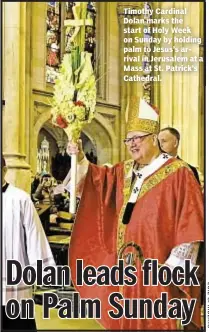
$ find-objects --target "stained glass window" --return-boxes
[65,2,76,54]
[46,2,96,83]
[85,2,96,68]
[46,2,61,83]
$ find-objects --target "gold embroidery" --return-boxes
[117,160,133,252]
[138,160,190,200]
[126,96,159,134]
[116,159,190,254]
[127,118,159,134]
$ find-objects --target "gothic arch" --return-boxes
[83,112,119,164]
[33,106,118,171]
[34,109,51,140]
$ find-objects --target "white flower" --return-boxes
[51,51,97,141]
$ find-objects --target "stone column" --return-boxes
[117,3,129,161]
[3,2,31,192]
[181,2,200,167]
[156,1,175,129]
[156,2,203,169]
[198,3,204,178]
[117,3,145,160]
[171,1,185,158]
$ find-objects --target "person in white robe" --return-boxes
[2,156,56,331]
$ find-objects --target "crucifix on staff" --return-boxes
[64,2,93,52]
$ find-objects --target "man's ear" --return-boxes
[2,166,8,181]
[174,138,179,148]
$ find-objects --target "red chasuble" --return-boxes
[69,157,204,330]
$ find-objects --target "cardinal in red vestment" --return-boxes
[66,97,204,330]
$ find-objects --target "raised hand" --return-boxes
[66,139,85,162]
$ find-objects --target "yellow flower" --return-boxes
[74,106,86,121]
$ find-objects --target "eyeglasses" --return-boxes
[123,134,152,145]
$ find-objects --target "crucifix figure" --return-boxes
[64,2,93,52]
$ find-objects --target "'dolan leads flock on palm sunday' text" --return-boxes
[4,259,199,326]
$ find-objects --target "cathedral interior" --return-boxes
[2,1,204,330]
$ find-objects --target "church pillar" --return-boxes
[181,2,201,168]
[117,3,146,160]
[198,3,204,180]
[117,3,129,161]
[154,2,203,171]
[155,1,176,129]
[3,2,31,192]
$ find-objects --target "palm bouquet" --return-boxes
[51,3,96,214]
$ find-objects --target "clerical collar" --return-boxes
[2,182,9,193]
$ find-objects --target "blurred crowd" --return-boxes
[31,172,73,215]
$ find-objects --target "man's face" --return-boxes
[125,131,157,164]
[158,130,178,155]
[2,166,7,184]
